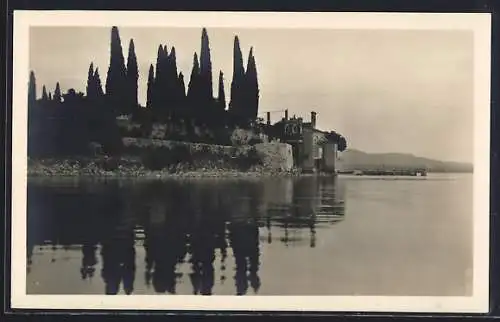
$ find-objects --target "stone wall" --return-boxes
[255,142,294,171]
[122,137,294,172]
[122,137,233,154]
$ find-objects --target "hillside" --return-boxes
[337,149,473,173]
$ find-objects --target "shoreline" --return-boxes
[26,158,305,180]
[26,159,471,181]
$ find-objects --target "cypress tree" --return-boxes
[153,44,169,118]
[229,36,245,118]
[42,85,49,101]
[126,39,139,112]
[86,62,95,99]
[178,72,186,100]
[187,52,200,111]
[167,47,179,111]
[54,82,62,102]
[245,47,259,120]
[94,68,104,97]
[48,92,52,101]
[27,71,37,158]
[152,45,163,114]
[105,26,127,115]
[146,64,155,110]
[155,44,164,78]
[217,71,226,111]
[28,71,36,108]
[199,28,213,101]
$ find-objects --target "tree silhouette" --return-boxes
[86,64,105,102]
[126,39,139,115]
[41,85,49,101]
[28,71,36,108]
[187,52,201,115]
[199,28,213,105]
[105,26,127,116]
[146,64,155,109]
[152,44,169,120]
[245,47,259,120]
[229,36,245,121]
[167,46,182,112]
[217,71,226,111]
[94,68,104,97]
[86,62,95,98]
[53,82,62,103]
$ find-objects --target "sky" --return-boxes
[29,27,474,163]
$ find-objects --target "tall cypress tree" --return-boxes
[105,26,127,115]
[199,28,213,102]
[217,71,226,111]
[126,38,139,113]
[41,85,48,101]
[152,45,163,115]
[28,71,36,108]
[146,64,155,109]
[54,82,62,103]
[94,68,104,97]
[167,46,179,111]
[154,44,170,119]
[187,52,201,112]
[229,36,245,119]
[245,47,259,120]
[155,44,164,79]
[86,62,95,99]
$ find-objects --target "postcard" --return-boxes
[10,10,491,313]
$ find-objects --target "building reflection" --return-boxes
[26,176,345,295]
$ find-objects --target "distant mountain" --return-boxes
[337,149,473,173]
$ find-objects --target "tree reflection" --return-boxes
[26,175,345,295]
[80,242,98,280]
[228,220,261,295]
[100,228,136,295]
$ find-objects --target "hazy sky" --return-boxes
[30,27,474,163]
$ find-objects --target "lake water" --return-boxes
[26,173,473,296]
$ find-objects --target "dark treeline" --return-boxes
[28,26,261,159]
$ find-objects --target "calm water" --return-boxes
[26,173,473,296]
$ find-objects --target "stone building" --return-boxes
[262,110,339,173]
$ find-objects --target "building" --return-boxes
[261,110,340,173]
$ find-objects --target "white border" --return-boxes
[11,11,491,313]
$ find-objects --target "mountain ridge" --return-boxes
[337,148,473,173]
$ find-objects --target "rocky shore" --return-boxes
[27,158,302,179]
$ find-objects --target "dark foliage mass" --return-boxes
[28,26,264,160]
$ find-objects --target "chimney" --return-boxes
[285,109,289,120]
[311,111,317,129]
[266,112,271,125]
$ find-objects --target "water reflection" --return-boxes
[27,176,345,295]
